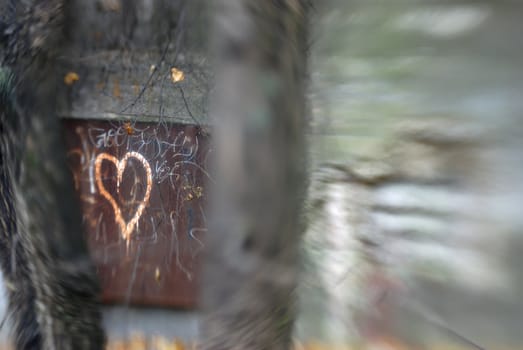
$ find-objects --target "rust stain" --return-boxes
[123,121,135,135]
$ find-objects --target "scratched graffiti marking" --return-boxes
[95,151,152,244]
[63,119,211,307]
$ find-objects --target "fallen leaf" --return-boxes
[64,72,79,86]
[171,67,185,83]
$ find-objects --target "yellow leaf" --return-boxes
[64,72,79,86]
[171,67,185,83]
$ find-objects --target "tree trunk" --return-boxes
[200,1,309,349]
[0,1,105,348]
[1,0,206,348]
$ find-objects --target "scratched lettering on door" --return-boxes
[63,119,211,307]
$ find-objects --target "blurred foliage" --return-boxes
[299,0,523,348]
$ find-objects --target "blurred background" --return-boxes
[1,0,523,349]
[297,1,523,349]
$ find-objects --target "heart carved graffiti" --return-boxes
[95,151,152,243]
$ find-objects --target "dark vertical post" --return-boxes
[201,1,309,349]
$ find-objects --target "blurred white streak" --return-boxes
[393,6,490,38]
